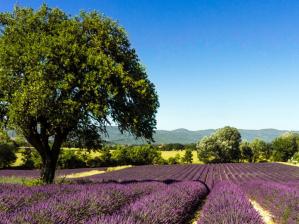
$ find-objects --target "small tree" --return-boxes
[197,126,241,163]
[182,148,193,163]
[0,5,158,183]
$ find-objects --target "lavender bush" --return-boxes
[88,181,208,224]
[197,181,263,224]
[88,163,299,188]
[243,181,299,224]
[2,182,165,224]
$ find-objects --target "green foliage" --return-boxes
[250,139,271,162]
[20,147,42,169]
[184,143,197,150]
[160,143,185,151]
[167,153,181,164]
[86,147,113,167]
[182,148,193,163]
[289,151,299,164]
[271,133,298,162]
[0,143,17,168]
[58,149,86,169]
[0,5,158,183]
[197,126,241,163]
[112,145,161,166]
[240,141,254,162]
[0,129,11,143]
[14,134,30,147]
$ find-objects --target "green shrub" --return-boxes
[289,151,299,164]
[58,150,86,169]
[21,148,42,169]
[86,156,103,167]
[111,145,163,166]
[240,141,254,162]
[182,149,193,163]
[167,153,181,164]
[0,143,17,168]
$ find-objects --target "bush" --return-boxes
[167,153,181,164]
[288,151,299,164]
[0,143,17,168]
[86,156,103,167]
[160,143,185,151]
[58,150,86,169]
[182,149,193,163]
[240,141,254,162]
[20,148,42,169]
[112,145,162,166]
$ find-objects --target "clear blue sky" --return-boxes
[2,0,299,131]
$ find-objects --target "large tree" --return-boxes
[0,5,159,183]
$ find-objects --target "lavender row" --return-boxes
[2,182,165,224]
[243,180,299,224]
[197,181,263,224]
[87,163,299,189]
[88,181,208,224]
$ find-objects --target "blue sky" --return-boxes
[1,0,299,131]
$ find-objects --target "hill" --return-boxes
[104,126,299,145]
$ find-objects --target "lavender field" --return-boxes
[1,163,299,224]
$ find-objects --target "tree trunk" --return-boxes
[40,154,58,184]
[25,127,66,184]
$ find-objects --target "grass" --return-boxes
[277,162,299,167]
[106,165,132,171]
[161,151,202,164]
[61,165,132,179]
[61,170,106,179]
[0,165,133,184]
[0,176,43,186]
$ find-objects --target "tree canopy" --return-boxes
[197,126,241,163]
[0,5,158,183]
[271,133,298,162]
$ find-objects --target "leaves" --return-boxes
[0,4,158,142]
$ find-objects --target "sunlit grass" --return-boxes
[278,162,299,167]
[1,165,132,185]
[106,165,132,172]
[161,151,202,164]
[61,170,106,179]
[0,176,43,186]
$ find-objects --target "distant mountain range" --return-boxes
[7,127,299,145]
[104,126,299,145]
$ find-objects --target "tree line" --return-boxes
[197,126,299,163]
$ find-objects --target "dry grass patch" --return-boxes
[277,162,299,167]
[62,170,106,179]
[249,199,275,224]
